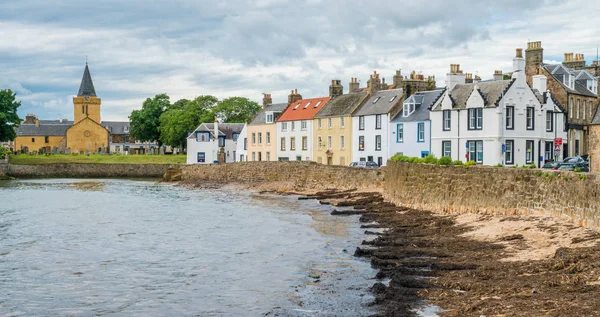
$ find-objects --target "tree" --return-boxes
[129,93,170,146]
[169,98,190,110]
[158,95,218,148]
[0,89,22,142]
[211,97,261,123]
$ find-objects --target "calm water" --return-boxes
[0,179,376,316]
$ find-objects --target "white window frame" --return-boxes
[505,140,514,164]
[442,141,451,157]
[526,107,534,130]
[506,106,514,129]
[282,122,288,132]
[546,112,553,132]
[291,121,295,131]
[252,133,256,145]
[340,135,345,149]
[468,108,483,130]
[443,110,451,131]
[577,99,580,119]
[266,113,274,124]
[318,118,322,129]
[290,137,296,151]
[302,136,307,151]
[359,116,365,130]
[340,117,345,128]
[280,137,286,151]
[301,120,307,131]
[375,135,381,151]
[266,132,271,145]
[397,124,403,143]
[375,114,382,129]
[328,118,332,129]
[327,135,332,149]
[317,136,322,148]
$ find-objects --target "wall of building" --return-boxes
[73,96,101,124]
[14,136,65,153]
[5,163,177,178]
[247,124,278,161]
[389,120,431,158]
[235,124,248,162]
[66,118,110,153]
[313,116,352,166]
[352,114,389,166]
[589,125,600,172]
[276,120,313,161]
[181,161,384,191]
[385,161,600,229]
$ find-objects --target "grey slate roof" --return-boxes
[315,92,368,118]
[78,64,97,97]
[249,103,288,125]
[188,123,245,139]
[16,123,71,136]
[441,80,512,110]
[544,64,597,97]
[353,88,404,116]
[102,121,130,135]
[392,89,445,122]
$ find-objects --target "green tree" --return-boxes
[169,98,190,110]
[129,93,170,146]
[212,97,261,123]
[0,89,22,142]
[158,95,218,148]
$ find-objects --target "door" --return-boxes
[327,157,332,165]
[377,157,383,167]
[258,152,262,161]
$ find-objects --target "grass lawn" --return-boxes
[9,154,186,165]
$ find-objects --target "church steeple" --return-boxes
[77,63,96,97]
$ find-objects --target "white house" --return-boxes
[351,89,404,167]
[186,122,245,164]
[275,96,329,161]
[430,49,568,166]
[235,123,248,162]
[389,89,445,158]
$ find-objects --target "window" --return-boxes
[526,140,534,164]
[340,117,345,128]
[420,151,429,158]
[375,135,381,151]
[590,101,593,118]
[232,133,239,142]
[266,132,271,145]
[266,152,271,161]
[526,107,534,130]
[327,118,332,129]
[302,136,307,150]
[358,136,364,151]
[359,116,365,130]
[327,136,332,149]
[280,137,286,151]
[467,140,483,163]
[252,152,256,161]
[506,106,514,129]
[545,141,553,161]
[45,136,49,143]
[569,98,573,118]
[31,137,35,143]
[82,105,84,114]
[290,137,296,151]
[291,122,295,131]
[196,132,210,142]
[258,132,262,145]
[266,113,274,123]
[318,118,322,129]
[468,108,483,130]
[442,141,451,157]
[505,140,514,164]
[115,146,120,152]
[125,136,130,143]
[301,120,307,131]
[583,102,587,120]
[390,96,397,102]
[546,112,553,132]
[314,101,321,108]
[373,97,380,103]
[575,139,580,155]
[244,138,247,150]
[304,102,311,109]
[318,136,322,148]
[403,102,415,117]
[375,114,382,129]
[396,124,404,143]
[417,123,425,142]
[576,99,580,119]
[252,133,256,144]
[443,110,451,131]
[124,126,129,133]
[282,122,288,131]
[340,135,345,149]
[293,103,300,110]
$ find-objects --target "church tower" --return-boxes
[73,64,101,123]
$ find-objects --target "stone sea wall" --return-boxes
[5,163,178,178]
[384,161,600,229]
[181,161,384,190]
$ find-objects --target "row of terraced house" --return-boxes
[187,41,600,167]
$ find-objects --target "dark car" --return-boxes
[542,161,561,170]
[349,161,379,169]
[563,156,585,164]
[559,162,589,172]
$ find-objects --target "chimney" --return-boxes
[262,93,272,108]
[532,74,547,93]
[393,70,403,89]
[381,77,387,90]
[349,77,360,92]
[367,71,381,95]
[563,52,586,69]
[24,114,37,124]
[35,116,39,127]
[445,64,466,90]
[513,48,525,73]
[525,41,544,84]
[474,75,481,84]
[493,70,503,81]
[465,73,474,84]
[329,79,343,98]
[287,89,302,106]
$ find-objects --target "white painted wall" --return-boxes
[388,120,431,158]
[186,135,238,164]
[235,124,248,162]
[352,114,389,166]
[275,120,313,161]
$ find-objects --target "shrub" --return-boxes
[452,160,463,166]
[465,160,477,166]
[573,167,582,173]
[495,163,504,167]
[423,154,439,164]
[578,173,587,181]
[438,156,452,165]
[535,171,543,177]
[529,163,537,169]
[0,146,9,159]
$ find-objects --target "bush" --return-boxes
[465,160,477,166]
[529,163,537,169]
[495,163,504,167]
[452,160,464,166]
[438,156,452,165]
[0,146,9,159]
[578,173,587,181]
[535,171,543,177]
[422,154,439,164]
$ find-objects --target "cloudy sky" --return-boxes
[1,0,599,121]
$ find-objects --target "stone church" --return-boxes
[16,64,116,154]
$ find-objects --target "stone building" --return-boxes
[525,41,599,157]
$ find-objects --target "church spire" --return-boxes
[77,63,96,97]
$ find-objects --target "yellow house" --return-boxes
[314,80,369,165]
[246,94,290,161]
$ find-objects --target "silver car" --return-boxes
[349,161,379,168]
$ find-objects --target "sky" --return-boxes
[1,0,599,121]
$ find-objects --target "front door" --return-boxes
[327,157,332,165]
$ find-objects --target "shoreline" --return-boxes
[178,178,600,316]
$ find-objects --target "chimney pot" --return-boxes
[516,48,523,58]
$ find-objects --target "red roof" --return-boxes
[276,97,330,122]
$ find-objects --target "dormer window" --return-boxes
[563,74,574,89]
[124,126,129,133]
[588,79,598,94]
[403,102,415,117]
[266,112,274,124]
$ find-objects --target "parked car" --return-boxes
[559,162,589,172]
[563,156,585,164]
[349,161,379,169]
[542,161,561,170]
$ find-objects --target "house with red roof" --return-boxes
[276,90,330,161]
